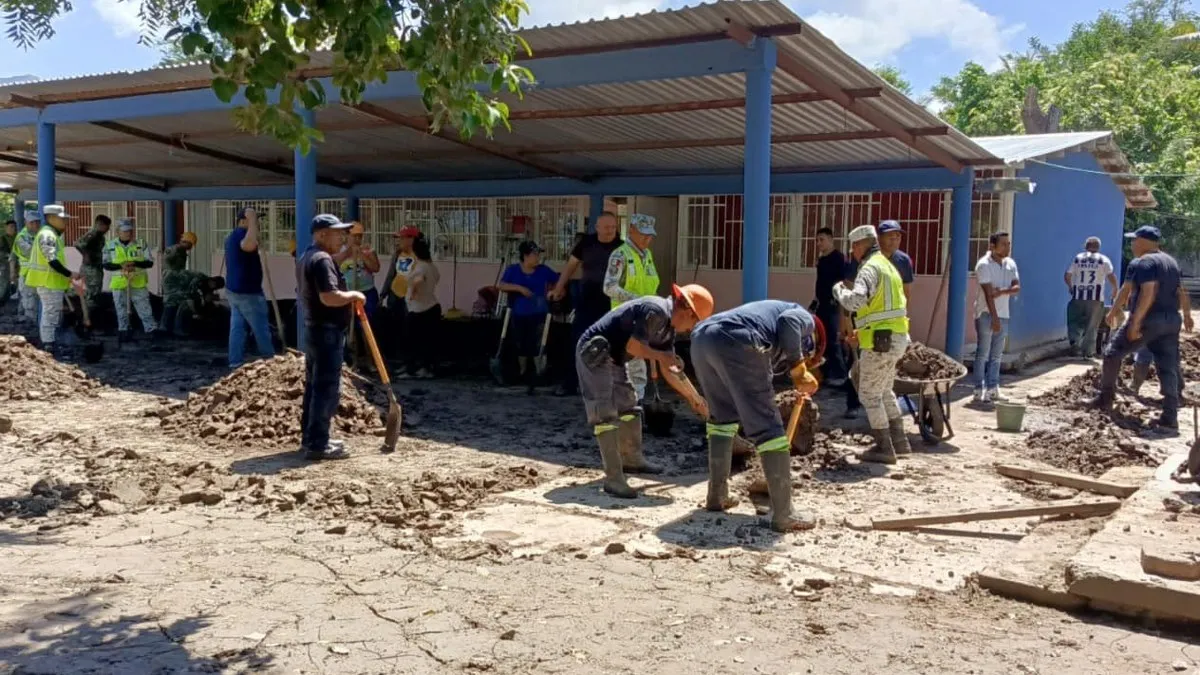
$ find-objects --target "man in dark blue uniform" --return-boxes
[1093,226,1191,429]
[691,300,822,532]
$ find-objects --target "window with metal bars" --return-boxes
[969,169,1008,266]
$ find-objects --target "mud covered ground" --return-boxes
[1,324,1197,674]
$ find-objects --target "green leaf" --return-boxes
[212,77,239,102]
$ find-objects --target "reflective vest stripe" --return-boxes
[853,252,909,350]
[108,240,149,290]
[26,226,69,291]
[611,243,659,309]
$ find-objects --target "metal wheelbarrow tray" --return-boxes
[893,360,968,446]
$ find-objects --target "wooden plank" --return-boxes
[994,464,1140,498]
[871,499,1122,531]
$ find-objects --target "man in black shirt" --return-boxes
[549,211,623,395]
[577,287,712,497]
[812,227,847,386]
[297,214,366,461]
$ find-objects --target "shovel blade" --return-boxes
[382,398,402,452]
[535,355,549,377]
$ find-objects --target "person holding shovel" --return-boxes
[691,300,822,532]
[103,218,157,341]
[297,214,364,461]
[498,240,559,393]
[26,204,82,359]
[576,285,713,498]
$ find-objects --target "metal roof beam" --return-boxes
[348,102,591,181]
[501,89,882,120]
[525,128,950,154]
[89,120,351,188]
[0,151,167,192]
[724,20,966,173]
[0,40,769,129]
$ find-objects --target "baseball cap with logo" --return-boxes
[311,214,351,232]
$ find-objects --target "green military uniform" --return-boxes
[161,243,207,336]
[75,226,108,311]
[14,216,39,322]
[0,228,13,302]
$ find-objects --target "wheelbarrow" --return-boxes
[893,361,967,446]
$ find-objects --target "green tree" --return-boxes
[873,65,913,96]
[2,0,535,151]
[933,0,1200,254]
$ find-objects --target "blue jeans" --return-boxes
[974,313,1009,390]
[301,323,346,452]
[226,291,275,367]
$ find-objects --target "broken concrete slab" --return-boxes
[1141,544,1200,581]
[454,502,624,557]
[1066,453,1200,623]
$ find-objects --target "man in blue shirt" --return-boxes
[691,300,821,532]
[497,240,560,392]
[224,206,276,368]
[1093,226,1191,429]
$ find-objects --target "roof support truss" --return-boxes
[524,127,950,154]
[0,150,167,192]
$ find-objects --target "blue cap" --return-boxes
[878,220,903,234]
[117,218,135,232]
[23,207,39,221]
[629,213,657,236]
[1124,225,1161,242]
[311,213,351,232]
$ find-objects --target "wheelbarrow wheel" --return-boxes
[918,395,945,446]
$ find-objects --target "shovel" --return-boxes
[260,250,287,350]
[786,393,809,447]
[534,312,552,376]
[355,301,402,453]
[490,307,511,384]
[644,360,676,437]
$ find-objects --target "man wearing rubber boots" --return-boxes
[576,285,713,497]
[835,225,912,464]
[26,204,82,359]
[691,300,822,532]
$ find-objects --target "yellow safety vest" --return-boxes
[854,252,909,350]
[611,242,659,309]
[107,239,150,290]
[26,226,69,291]
[13,228,35,279]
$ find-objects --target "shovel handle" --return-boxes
[786,394,807,446]
[493,308,511,359]
[537,313,552,356]
[354,302,390,387]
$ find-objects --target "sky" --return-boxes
[0,0,1136,96]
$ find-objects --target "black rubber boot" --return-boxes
[760,451,815,532]
[596,429,637,498]
[1085,390,1115,411]
[1130,362,1150,395]
[889,418,912,456]
[619,414,662,474]
[705,434,737,512]
[859,428,897,465]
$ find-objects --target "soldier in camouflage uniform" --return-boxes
[161,232,207,336]
[14,209,41,324]
[28,204,81,358]
[74,214,111,313]
[103,218,157,339]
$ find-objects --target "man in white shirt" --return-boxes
[973,232,1020,403]
[1063,237,1117,358]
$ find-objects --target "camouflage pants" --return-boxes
[82,265,104,311]
[0,253,10,300]
[113,287,156,333]
[856,332,909,430]
[36,288,64,344]
[19,275,38,322]
[625,359,648,401]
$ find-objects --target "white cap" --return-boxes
[41,204,73,218]
[847,225,876,243]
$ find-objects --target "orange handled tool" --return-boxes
[355,302,401,452]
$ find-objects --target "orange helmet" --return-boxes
[180,232,197,246]
[349,221,365,236]
[673,284,714,322]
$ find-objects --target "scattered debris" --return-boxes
[159,353,383,447]
[0,335,101,402]
[1024,415,1160,477]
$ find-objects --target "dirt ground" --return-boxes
[2,328,1199,674]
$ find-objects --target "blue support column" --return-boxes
[346,195,360,222]
[294,108,318,349]
[14,199,24,226]
[945,170,975,360]
[37,122,55,206]
[741,38,776,303]
[163,200,179,247]
[588,193,604,233]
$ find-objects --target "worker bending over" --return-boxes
[103,218,157,340]
[691,300,822,532]
[26,204,81,358]
[834,225,912,465]
[161,232,210,337]
[13,208,40,326]
[603,214,660,401]
[577,285,712,497]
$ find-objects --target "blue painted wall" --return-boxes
[1008,151,1126,350]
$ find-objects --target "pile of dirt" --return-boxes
[0,335,101,402]
[896,342,963,381]
[0,438,543,533]
[1025,414,1160,477]
[1036,334,1200,414]
[158,353,383,446]
[733,390,821,456]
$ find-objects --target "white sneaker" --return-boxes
[415,368,434,379]
[973,388,990,404]
[988,388,1005,402]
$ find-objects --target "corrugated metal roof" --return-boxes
[973,132,1156,209]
